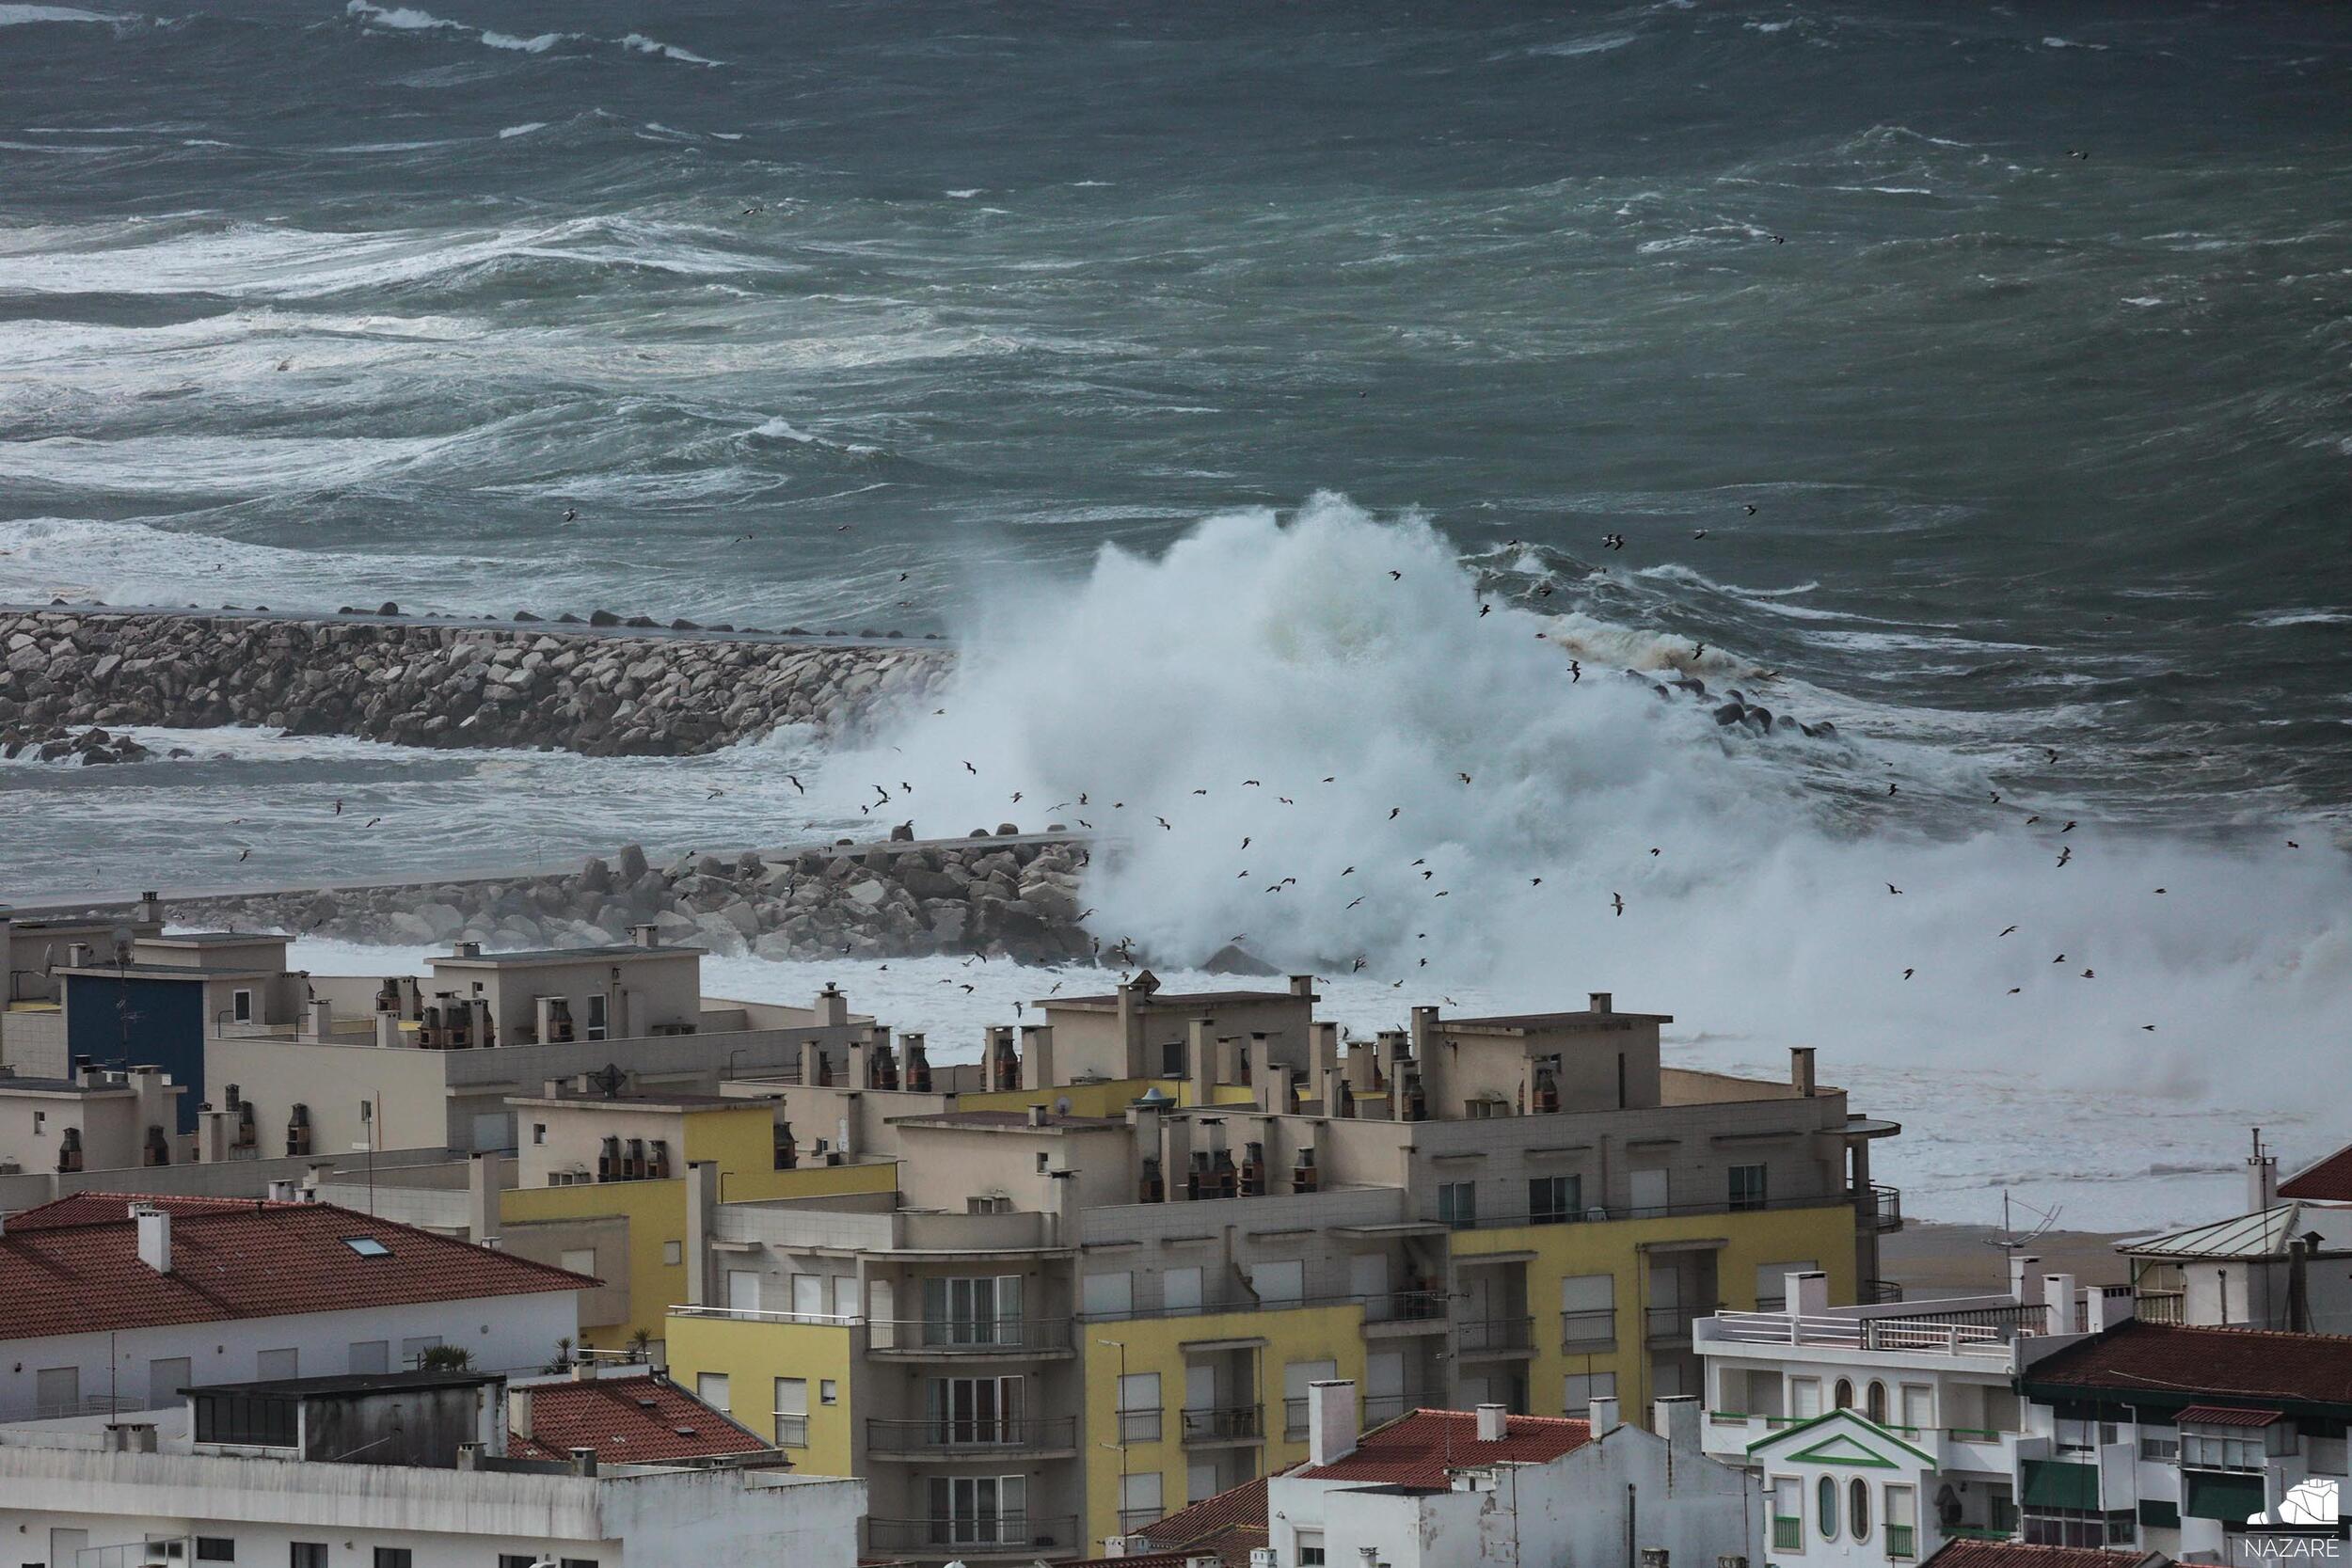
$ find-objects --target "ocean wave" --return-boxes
[620,31,721,66]
[498,120,546,138]
[345,2,707,66]
[1529,31,1636,57]
[480,29,563,52]
[0,3,127,23]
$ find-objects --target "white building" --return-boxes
[0,1192,591,1421]
[1696,1267,2133,1567]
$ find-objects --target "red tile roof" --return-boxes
[2280,1143,2352,1203]
[2021,1322,2352,1406]
[1924,1541,2165,1568]
[506,1372,771,1464]
[1057,1478,1269,1568]
[1293,1408,1593,1486]
[0,1195,596,1340]
[2177,1403,2283,1427]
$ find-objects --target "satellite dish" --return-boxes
[111,925,135,966]
[1056,1097,1073,1116]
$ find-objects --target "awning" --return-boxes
[2177,1405,2283,1428]
[2185,1472,2266,1523]
[2021,1460,2099,1511]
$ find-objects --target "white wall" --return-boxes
[0,1291,579,1421]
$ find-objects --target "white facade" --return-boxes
[0,1291,579,1422]
[1262,1391,1760,1568]
[0,1440,862,1568]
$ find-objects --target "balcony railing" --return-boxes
[1426,1189,1857,1230]
[70,1543,195,1568]
[34,1393,147,1420]
[1180,1404,1263,1444]
[1363,1290,1448,1324]
[1887,1524,1917,1560]
[1855,1182,1903,1233]
[1708,1310,2010,1357]
[1362,1393,1407,1427]
[866,1515,1079,1553]
[873,1317,1075,1354]
[1119,1506,1167,1531]
[1086,1291,1442,1325]
[1118,1405,1164,1442]
[1562,1307,1618,1349]
[1457,1316,1535,1354]
[2135,1290,2185,1324]
[1645,1305,1698,1342]
[1773,1517,1803,1552]
[866,1416,1076,1455]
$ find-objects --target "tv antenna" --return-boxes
[1983,1190,2060,1252]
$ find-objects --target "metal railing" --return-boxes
[1118,1406,1164,1442]
[1426,1189,1855,1230]
[1708,1310,2010,1356]
[670,1305,862,1328]
[35,1393,147,1420]
[1180,1404,1263,1443]
[1086,1291,1438,1325]
[1562,1307,1617,1349]
[1363,1290,1448,1323]
[1864,1279,1906,1305]
[1773,1517,1803,1551]
[1457,1317,1535,1354]
[1363,1393,1407,1426]
[1645,1305,1698,1341]
[1284,1396,1310,1440]
[866,1416,1076,1454]
[1855,1182,1903,1232]
[1887,1524,1917,1560]
[772,1413,809,1448]
[866,1514,1079,1553]
[1119,1506,1166,1531]
[873,1317,1075,1354]
[72,1543,193,1568]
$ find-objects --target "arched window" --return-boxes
[1867,1381,1889,1424]
[1819,1476,1840,1542]
[1835,1377,1855,1411]
[1851,1477,1872,1541]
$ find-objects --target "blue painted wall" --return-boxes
[65,975,206,1133]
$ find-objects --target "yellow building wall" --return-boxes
[500,1158,897,1350]
[665,1312,857,1475]
[1454,1200,1859,1415]
[1081,1303,1365,1555]
[962,1077,1177,1117]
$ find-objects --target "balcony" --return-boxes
[1361,1290,1449,1331]
[1180,1404,1263,1446]
[1561,1307,1617,1351]
[869,1317,1075,1358]
[773,1413,810,1448]
[866,1416,1077,1458]
[1773,1517,1803,1552]
[1855,1182,1903,1234]
[1645,1305,1698,1344]
[1427,1189,1858,1230]
[1456,1317,1535,1357]
[1119,1506,1166,1532]
[1887,1524,1917,1560]
[1117,1406,1164,1443]
[1362,1392,1407,1427]
[2135,1290,2185,1325]
[866,1515,1080,1556]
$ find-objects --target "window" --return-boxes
[1163,1266,1204,1313]
[1629,1168,1669,1216]
[563,1246,598,1279]
[400,1336,442,1366]
[1564,1371,1617,1417]
[1083,1271,1135,1318]
[1160,1038,1185,1077]
[373,1551,413,1568]
[1561,1274,1615,1348]
[929,1374,1025,1445]
[1530,1175,1579,1224]
[2310,1433,2347,1475]
[1899,1384,1933,1431]
[585,992,608,1041]
[1298,1531,1327,1566]
[1729,1164,1768,1212]
[1187,1460,1219,1503]
[1834,1377,1855,1411]
[1119,1371,1163,1442]
[342,1237,390,1258]
[2140,1430,2179,1462]
[289,1544,327,1568]
[346,1341,389,1375]
[2057,1416,2119,1455]
[1886,1485,1917,1561]
[1866,1381,1888,1424]
[196,1542,235,1563]
[819,1379,837,1404]
[773,1377,809,1447]
[1248,1259,1304,1307]
[697,1372,731,1412]
[922,1275,1023,1347]
[1851,1477,1871,1541]
[232,989,253,1024]
[727,1269,760,1312]
[1790,1377,1822,1418]
[35,1366,78,1418]
[255,1348,298,1381]
[532,1122,547,1145]
[2182,1429,2265,1471]
[197,1390,297,1447]
[1438,1180,1476,1229]
[1120,1469,1163,1530]
[663,1240,683,1265]
[149,1355,193,1406]
[501,1559,540,1568]
[929,1473,1027,1546]
[1818,1477,1840,1542]
[1772,1478,1804,1553]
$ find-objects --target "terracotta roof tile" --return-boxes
[1138,1476,1267,1542]
[1293,1408,1592,1486]
[0,1195,595,1340]
[2280,1143,2352,1203]
[507,1372,772,1464]
[2022,1322,2352,1406]
[1923,1540,2164,1568]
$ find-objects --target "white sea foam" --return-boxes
[1532,31,1636,57]
[345,1,462,31]
[619,31,721,66]
[497,120,547,138]
[2042,36,2110,51]
[0,3,126,23]
[819,496,2352,1145]
[479,29,562,52]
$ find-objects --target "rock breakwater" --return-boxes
[0,609,952,756]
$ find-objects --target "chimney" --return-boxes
[197,1107,229,1164]
[1021,1024,1056,1091]
[683,1161,717,1306]
[1308,1380,1359,1466]
[136,891,163,925]
[507,1384,534,1442]
[1653,1395,1701,1457]
[265,1179,296,1202]
[2009,1253,2043,1307]
[1249,1035,1276,1113]
[631,924,659,948]
[2249,1128,2279,1212]
[569,1446,598,1476]
[1027,1103,1048,1129]
[816,984,849,1029]
[1475,1402,1508,1443]
[1788,1270,1829,1319]
[67,942,91,969]
[1588,1395,1620,1433]
[2042,1273,2076,1337]
[1409,1005,1438,1061]
[1186,1019,1215,1106]
[453,940,481,959]
[1589,991,1613,1014]
[309,998,332,1040]
[135,1206,172,1274]
[469,1149,502,1245]
[2289,1235,2314,1334]
[1790,1047,1817,1098]
[375,1011,400,1048]
[1289,974,1315,998]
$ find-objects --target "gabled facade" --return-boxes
[1747,1408,1944,1568]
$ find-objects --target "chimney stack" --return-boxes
[1027,1103,1048,1129]
[816,984,849,1029]
[2249,1128,2279,1212]
[1788,1270,1830,1319]
[136,891,163,925]
[1653,1395,1702,1457]
[507,1385,534,1442]
[1289,974,1315,998]
[135,1205,172,1274]
[1589,991,1613,1014]
[1790,1047,1817,1098]
[2042,1273,2077,1336]
[1308,1380,1360,1467]
[1588,1395,1620,1433]
[1475,1402,1508,1442]
[2009,1254,2043,1308]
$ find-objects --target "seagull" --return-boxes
[2153,887,2166,895]
[1999,925,2018,937]
[962,761,977,774]
[1388,806,1401,820]
[1990,791,2001,803]
[1352,957,1367,972]
[1155,816,1171,831]
[1191,788,1208,796]
[1240,836,1250,849]
[1531,877,1543,886]
[1389,570,1403,581]
[2060,819,2076,833]
[1346,896,1365,909]
[237,848,250,862]
[563,508,579,523]
[1341,865,1355,876]
[706,787,724,800]
[1611,892,1625,916]
[1742,504,1757,515]
[364,816,381,828]
[1692,530,1709,540]
[332,799,342,816]
[960,983,976,993]
[1243,780,1262,787]
[1570,660,1581,683]
[2053,954,2066,964]
[2081,968,2094,979]
[1887,784,1899,797]
[1649,847,1661,857]
[787,774,805,794]
[1479,604,1491,618]
[2289,839,2302,848]
[2008,987,2021,995]
[1010,791,1023,803]
[1886,882,1901,895]
[1457,772,1472,784]
[2057,846,2073,866]
[2044,748,2059,763]
[1902,968,1914,980]
[2141,1024,2155,1032]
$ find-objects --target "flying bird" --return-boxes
[1743,504,1757,515]
[1388,570,1402,581]
[1902,968,1914,980]
[1388,806,1401,820]
[787,774,805,793]
[1886,882,1902,895]
[1611,892,1625,916]
[962,761,976,774]
[1999,925,2018,937]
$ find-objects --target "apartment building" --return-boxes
[0,897,167,1076]
[2121,1137,2352,1334]
[1696,1263,2134,1567]
[0,1060,183,1175]
[660,974,1902,1561]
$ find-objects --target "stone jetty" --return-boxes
[0,608,952,756]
